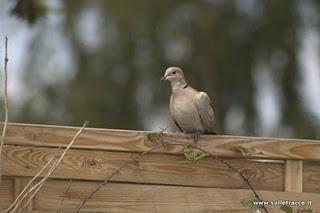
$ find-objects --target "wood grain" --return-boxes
[33,179,320,212]
[285,160,303,192]
[304,161,320,193]
[0,176,14,209]
[1,123,320,160]
[3,145,284,191]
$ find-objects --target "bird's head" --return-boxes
[161,67,186,84]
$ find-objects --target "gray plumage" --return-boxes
[161,67,216,134]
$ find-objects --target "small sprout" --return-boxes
[240,197,261,213]
[240,197,259,208]
[280,205,293,213]
[183,148,208,161]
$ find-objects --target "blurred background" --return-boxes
[0,0,320,139]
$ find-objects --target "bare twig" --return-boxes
[75,130,268,213]
[76,144,165,212]
[18,149,67,212]
[0,36,9,184]
[57,179,72,213]
[186,143,266,211]
[6,147,61,213]
[8,121,88,213]
[19,181,45,212]
[12,173,50,212]
[152,137,269,213]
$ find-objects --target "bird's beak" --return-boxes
[161,74,167,81]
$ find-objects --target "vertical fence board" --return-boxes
[0,177,14,210]
[285,160,303,192]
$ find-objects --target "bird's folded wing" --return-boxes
[195,92,216,133]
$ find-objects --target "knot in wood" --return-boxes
[82,158,102,168]
[89,160,96,166]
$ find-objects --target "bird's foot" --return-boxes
[193,131,202,145]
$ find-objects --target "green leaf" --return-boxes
[183,148,208,161]
[240,198,251,206]
[183,148,196,161]
[280,205,293,213]
[240,198,259,208]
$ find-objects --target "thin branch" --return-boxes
[147,132,269,212]
[0,36,9,183]
[6,147,61,213]
[73,129,267,213]
[57,179,72,213]
[19,181,45,212]
[76,144,165,212]
[12,170,53,212]
[8,121,88,213]
[153,137,269,213]
[17,146,66,213]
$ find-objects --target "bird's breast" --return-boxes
[170,95,204,132]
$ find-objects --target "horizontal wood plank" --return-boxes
[29,211,248,213]
[3,145,284,191]
[33,179,319,213]
[1,123,320,160]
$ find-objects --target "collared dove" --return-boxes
[161,67,216,142]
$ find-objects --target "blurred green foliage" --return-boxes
[11,0,48,24]
[8,0,320,138]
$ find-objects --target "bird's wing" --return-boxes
[173,119,183,132]
[195,92,216,134]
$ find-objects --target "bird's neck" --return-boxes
[171,80,188,93]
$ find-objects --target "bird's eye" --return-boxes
[173,71,176,74]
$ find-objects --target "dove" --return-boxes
[161,67,216,143]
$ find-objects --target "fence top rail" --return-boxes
[1,122,320,161]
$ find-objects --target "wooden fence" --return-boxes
[0,123,320,212]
